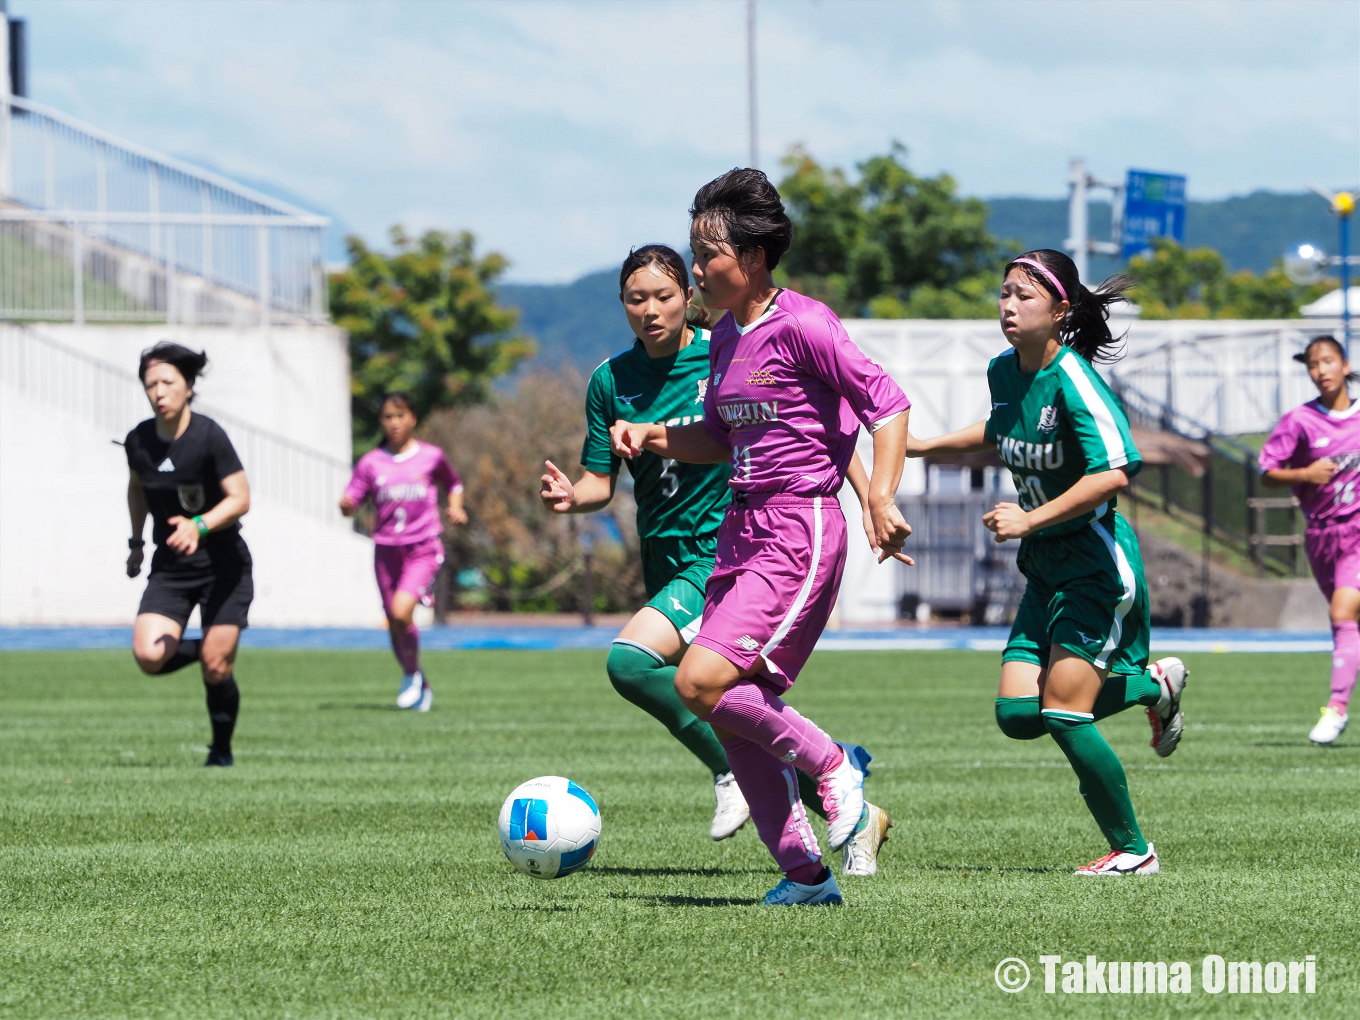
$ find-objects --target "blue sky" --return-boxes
[13,0,1359,281]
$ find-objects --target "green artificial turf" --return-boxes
[0,649,1356,1018]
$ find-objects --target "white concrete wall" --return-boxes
[0,324,381,626]
[36,323,353,461]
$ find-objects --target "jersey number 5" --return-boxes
[659,459,679,499]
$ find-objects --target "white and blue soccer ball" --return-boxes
[497,776,601,880]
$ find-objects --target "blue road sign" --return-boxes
[1122,170,1186,258]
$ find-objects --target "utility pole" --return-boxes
[747,0,758,169]
[1065,158,1124,284]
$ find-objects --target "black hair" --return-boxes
[1004,249,1133,364]
[138,341,208,397]
[689,168,793,271]
[1292,334,1359,382]
[381,391,416,416]
[618,244,711,328]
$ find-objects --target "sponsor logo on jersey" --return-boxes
[1315,437,1332,447]
[992,402,1007,409]
[696,378,707,404]
[670,597,692,615]
[157,457,175,472]
[998,435,1065,471]
[617,392,643,406]
[376,483,430,504]
[736,635,760,651]
[747,367,777,386]
[177,484,206,513]
[1038,405,1059,433]
[718,401,779,427]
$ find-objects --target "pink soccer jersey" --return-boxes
[1259,399,1360,526]
[344,441,462,545]
[700,288,910,496]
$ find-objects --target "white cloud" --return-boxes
[12,0,1359,281]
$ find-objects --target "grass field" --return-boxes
[1,648,1356,1018]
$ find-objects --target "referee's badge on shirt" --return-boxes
[178,484,206,513]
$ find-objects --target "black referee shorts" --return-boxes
[138,561,254,630]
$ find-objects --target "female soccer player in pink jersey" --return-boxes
[341,393,466,711]
[1261,335,1360,744]
[611,169,912,905]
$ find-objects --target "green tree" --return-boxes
[1128,238,1333,319]
[331,227,533,452]
[777,143,1004,317]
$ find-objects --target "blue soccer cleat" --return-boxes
[763,869,843,906]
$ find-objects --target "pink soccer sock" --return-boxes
[390,621,421,675]
[1330,620,1359,712]
[719,735,822,874]
[706,681,842,777]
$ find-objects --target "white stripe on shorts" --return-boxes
[760,496,823,661]
[1089,519,1136,670]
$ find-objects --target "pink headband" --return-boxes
[1011,258,1068,303]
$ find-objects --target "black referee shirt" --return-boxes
[125,413,251,571]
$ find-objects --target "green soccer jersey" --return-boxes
[983,345,1143,538]
[581,329,731,541]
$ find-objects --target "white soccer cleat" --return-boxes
[1146,657,1188,758]
[416,682,433,713]
[710,771,750,840]
[397,670,425,709]
[762,869,842,906]
[817,746,867,852]
[842,802,893,877]
[1309,705,1348,745]
[1075,843,1159,876]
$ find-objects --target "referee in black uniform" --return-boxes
[126,342,252,766]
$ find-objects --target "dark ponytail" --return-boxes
[618,243,710,328]
[1292,334,1360,383]
[1005,249,1132,364]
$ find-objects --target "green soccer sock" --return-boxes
[1043,710,1148,854]
[995,695,1046,740]
[1092,670,1163,721]
[607,641,730,776]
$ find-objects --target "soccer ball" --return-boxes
[497,776,601,880]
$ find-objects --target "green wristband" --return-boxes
[193,516,209,536]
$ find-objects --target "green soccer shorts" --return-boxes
[640,534,715,645]
[1003,511,1151,677]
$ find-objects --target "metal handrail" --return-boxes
[0,94,328,324]
[1,94,316,217]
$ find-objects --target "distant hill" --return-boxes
[499,191,1346,372]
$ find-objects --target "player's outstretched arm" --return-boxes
[609,420,728,464]
[127,472,148,578]
[446,487,469,525]
[906,419,991,458]
[848,450,913,565]
[1263,460,1336,488]
[984,468,1129,542]
[867,411,914,565]
[540,461,615,514]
